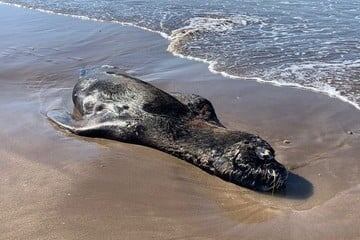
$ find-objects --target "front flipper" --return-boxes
[47,109,141,142]
[170,93,221,125]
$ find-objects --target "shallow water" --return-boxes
[2,0,360,109]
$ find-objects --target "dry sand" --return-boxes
[0,4,359,240]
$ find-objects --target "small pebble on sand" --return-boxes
[283,139,291,144]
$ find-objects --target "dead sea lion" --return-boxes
[47,66,288,191]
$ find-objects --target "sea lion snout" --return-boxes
[214,141,288,191]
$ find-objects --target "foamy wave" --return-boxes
[170,50,360,110]
[167,15,261,54]
[285,60,360,73]
[258,60,360,109]
[213,63,360,110]
[1,1,359,111]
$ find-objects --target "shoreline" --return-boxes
[1,1,360,111]
[1,4,359,239]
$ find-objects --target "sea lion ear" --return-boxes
[46,109,85,134]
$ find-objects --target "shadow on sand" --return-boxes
[262,172,313,200]
[48,118,314,200]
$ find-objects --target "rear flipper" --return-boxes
[47,109,141,142]
[47,109,83,134]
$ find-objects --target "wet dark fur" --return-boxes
[48,67,288,191]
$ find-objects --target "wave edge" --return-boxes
[1,1,359,111]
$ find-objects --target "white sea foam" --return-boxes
[1,1,359,111]
[167,15,260,53]
[170,49,360,110]
[166,15,264,76]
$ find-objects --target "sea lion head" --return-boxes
[214,138,288,191]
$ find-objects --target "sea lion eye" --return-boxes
[255,147,273,160]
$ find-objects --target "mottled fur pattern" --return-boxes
[48,66,288,191]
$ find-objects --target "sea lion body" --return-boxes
[48,67,288,191]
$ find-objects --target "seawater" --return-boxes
[2,0,360,109]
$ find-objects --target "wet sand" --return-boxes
[1,4,360,240]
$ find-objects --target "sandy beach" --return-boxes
[1,4,360,239]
